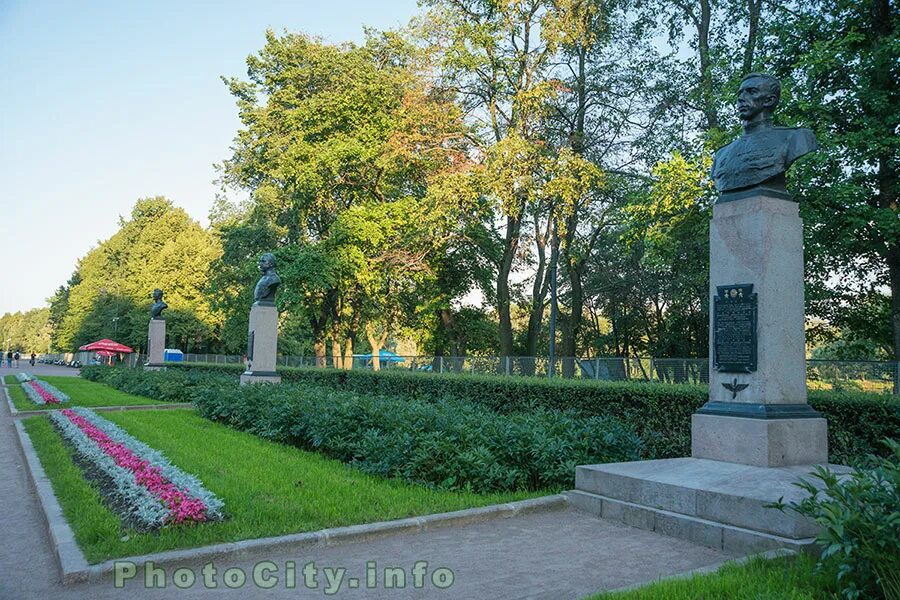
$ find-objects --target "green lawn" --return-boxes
[24,409,541,563]
[3,373,19,385]
[590,553,839,599]
[8,376,165,410]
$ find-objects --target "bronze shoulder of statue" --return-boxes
[150,288,167,319]
[253,252,281,305]
[711,73,817,204]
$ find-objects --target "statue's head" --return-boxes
[152,288,163,302]
[737,73,781,122]
[258,252,276,272]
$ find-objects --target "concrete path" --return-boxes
[1,360,81,378]
[1,389,734,599]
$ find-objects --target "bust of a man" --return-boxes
[253,252,281,305]
[711,73,817,202]
[150,288,167,319]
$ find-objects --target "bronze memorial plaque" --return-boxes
[713,284,757,373]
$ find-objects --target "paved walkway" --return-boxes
[1,383,734,599]
[1,361,81,378]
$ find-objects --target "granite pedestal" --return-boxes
[240,302,281,385]
[694,194,827,466]
[144,319,166,371]
[571,193,838,554]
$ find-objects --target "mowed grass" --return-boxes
[591,553,838,600]
[8,376,163,410]
[23,409,541,563]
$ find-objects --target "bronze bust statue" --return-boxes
[150,288,167,319]
[253,252,281,305]
[711,73,817,202]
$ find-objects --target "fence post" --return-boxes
[505,356,511,376]
[438,356,443,374]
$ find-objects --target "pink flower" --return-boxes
[28,380,60,404]
[60,409,209,524]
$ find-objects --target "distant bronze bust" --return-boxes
[253,252,281,305]
[711,73,817,202]
[150,288,167,319]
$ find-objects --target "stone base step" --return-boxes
[566,490,816,555]
[570,457,850,555]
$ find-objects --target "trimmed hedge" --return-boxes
[82,366,642,493]
[162,363,900,465]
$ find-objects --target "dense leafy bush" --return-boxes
[80,365,227,403]
[190,381,642,493]
[773,439,900,600]
[167,364,900,464]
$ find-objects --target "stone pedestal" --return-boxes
[570,459,850,555]
[240,302,281,385]
[571,193,838,554]
[692,194,827,467]
[144,319,166,371]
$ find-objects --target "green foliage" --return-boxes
[214,29,473,360]
[83,366,642,493]
[593,553,839,599]
[161,363,900,465]
[763,0,900,358]
[0,307,51,354]
[772,439,900,600]
[24,410,534,563]
[50,197,222,353]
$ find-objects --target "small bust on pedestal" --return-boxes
[145,288,168,370]
[241,252,282,385]
[150,288,168,319]
[253,253,281,306]
[711,73,817,203]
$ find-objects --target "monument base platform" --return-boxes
[240,372,281,385]
[570,458,849,555]
[692,413,828,467]
[143,364,167,372]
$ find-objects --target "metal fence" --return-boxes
[41,351,900,394]
[182,354,900,394]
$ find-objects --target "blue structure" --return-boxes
[163,349,184,362]
[352,349,405,365]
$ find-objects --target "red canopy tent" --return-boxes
[95,350,117,357]
[79,339,134,353]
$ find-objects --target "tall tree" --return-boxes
[54,198,222,352]
[217,30,471,365]
[763,0,899,358]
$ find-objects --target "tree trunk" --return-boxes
[313,340,326,368]
[343,337,354,371]
[743,0,762,74]
[331,339,343,370]
[697,0,719,131]
[497,212,522,357]
[524,211,552,371]
[366,322,389,371]
[561,259,584,377]
[310,313,328,368]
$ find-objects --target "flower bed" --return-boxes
[22,379,69,405]
[15,372,33,383]
[50,407,224,529]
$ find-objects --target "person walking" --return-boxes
[13,351,20,368]
[30,352,36,366]
[5,351,11,368]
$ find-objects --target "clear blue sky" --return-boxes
[0,0,420,315]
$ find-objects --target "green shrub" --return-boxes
[773,439,900,600]
[190,379,642,493]
[80,365,227,403]
[168,364,900,464]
